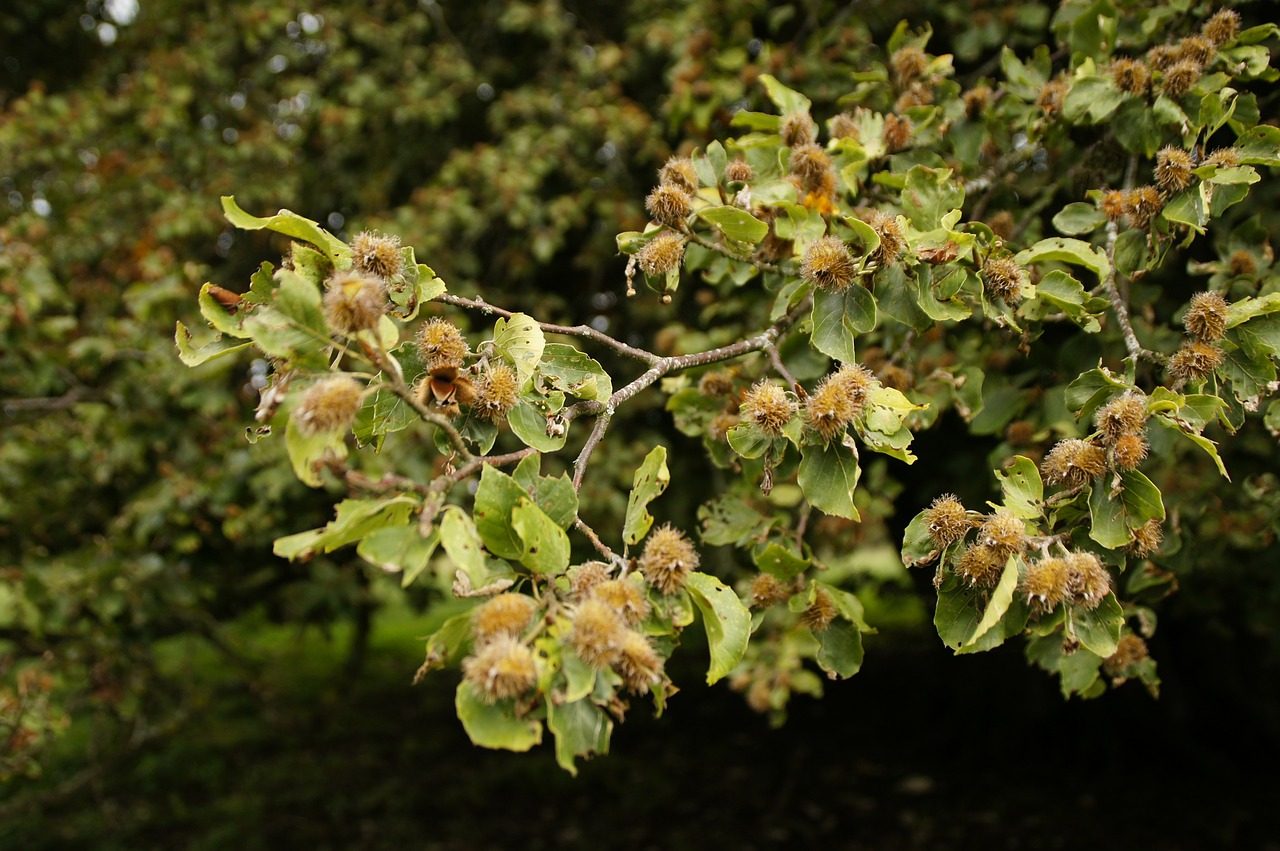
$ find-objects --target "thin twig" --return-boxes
[683,229,784,275]
[765,342,800,390]
[571,297,811,490]
[437,293,658,364]
[1101,221,1166,365]
[573,516,626,570]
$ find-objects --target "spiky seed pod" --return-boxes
[697,371,735,397]
[1113,433,1150,470]
[658,156,699,193]
[1101,190,1128,222]
[865,210,905,265]
[350,231,403,280]
[1128,519,1164,557]
[1036,78,1068,114]
[955,544,1007,589]
[804,373,859,441]
[882,113,912,151]
[474,363,520,420]
[709,411,740,441]
[1065,552,1111,609]
[980,512,1028,556]
[1184,291,1229,342]
[1006,420,1036,447]
[636,232,686,276]
[963,86,993,119]
[645,184,693,226]
[1124,186,1164,229]
[800,235,857,292]
[895,83,933,112]
[749,573,792,608]
[1147,44,1179,72]
[740,380,795,436]
[829,111,859,140]
[323,272,387,334]
[294,375,363,435]
[1155,146,1194,194]
[1168,341,1225,385]
[1161,60,1201,98]
[1110,58,1151,95]
[1103,633,1150,678]
[891,44,929,84]
[1176,35,1215,67]
[1020,557,1071,613]
[568,561,611,599]
[1228,250,1257,277]
[639,524,699,595]
[981,254,1029,303]
[417,317,469,368]
[789,143,833,186]
[1202,9,1241,46]
[461,635,537,704]
[589,579,651,626]
[1041,438,1108,486]
[724,158,754,184]
[568,599,625,669]
[830,363,878,410]
[780,112,817,147]
[800,587,837,632]
[1204,147,1241,168]
[615,630,663,694]
[1095,392,1149,441]
[924,494,971,547]
[471,593,536,643]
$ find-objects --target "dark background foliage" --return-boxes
[2,0,1278,847]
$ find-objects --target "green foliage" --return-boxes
[8,0,1280,782]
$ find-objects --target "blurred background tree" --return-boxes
[2,1,1278,847]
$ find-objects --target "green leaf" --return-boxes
[197,283,250,337]
[901,509,942,568]
[1071,594,1123,658]
[439,507,489,587]
[511,497,570,575]
[935,572,1030,653]
[559,649,596,703]
[695,206,769,244]
[221,196,352,265]
[492,313,545,387]
[754,543,809,581]
[174,321,253,367]
[547,698,612,776]
[758,73,811,115]
[811,285,876,363]
[798,441,861,521]
[699,495,768,547]
[900,165,965,231]
[455,682,542,752]
[815,621,864,678]
[473,465,529,561]
[623,446,671,546]
[1064,368,1128,418]
[995,456,1044,520]
[1062,75,1125,124]
[685,571,752,685]
[283,414,348,488]
[1052,202,1106,236]
[539,343,612,401]
[1015,237,1109,283]
[508,399,567,452]
[274,496,416,560]
[356,524,440,587]
[1087,470,1164,549]
[963,556,1019,648]
[1112,97,1162,157]
[1225,293,1280,329]
[726,421,775,459]
[512,454,579,529]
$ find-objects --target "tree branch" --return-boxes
[437,292,659,364]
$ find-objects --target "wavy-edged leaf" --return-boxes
[685,571,751,685]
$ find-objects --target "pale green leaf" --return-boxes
[455,682,542,752]
[685,571,752,685]
[623,446,671,545]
